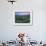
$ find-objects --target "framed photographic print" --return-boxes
[14,10,33,26]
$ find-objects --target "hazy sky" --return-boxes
[16,12,30,16]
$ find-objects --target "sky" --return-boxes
[15,12,30,16]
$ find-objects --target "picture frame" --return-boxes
[14,10,33,26]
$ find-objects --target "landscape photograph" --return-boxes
[15,12,30,23]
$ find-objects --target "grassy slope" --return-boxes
[15,15,30,23]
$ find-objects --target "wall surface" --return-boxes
[0,0,46,42]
